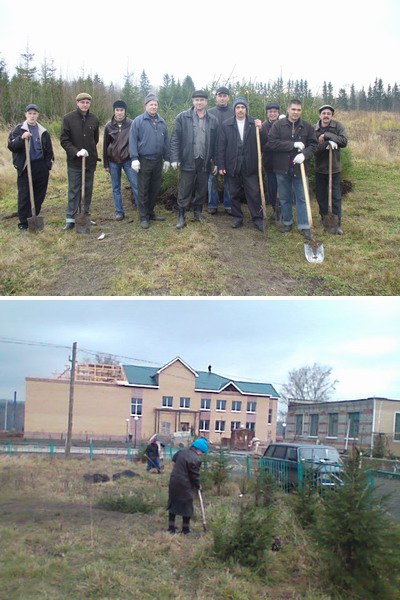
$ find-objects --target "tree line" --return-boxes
[0,48,399,128]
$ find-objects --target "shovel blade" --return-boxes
[322,212,339,234]
[304,240,324,263]
[75,213,91,234]
[27,215,44,233]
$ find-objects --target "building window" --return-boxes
[201,398,211,410]
[180,397,190,409]
[246,422,255,431]
[232,400,242,412]
[231,421,241,430]
[216,399,226,411]
[215,420,226,432]
[394,413,400,441]
[295,414,304,436]
[348,412,360,438]
[161,422,171,435]
[310,414,319,437]
[268,408,273,424]
[247,401,256,413]
[200,419,210,432]
[328,413,338,437]
[162,396,173,408]
[131,398,142,416]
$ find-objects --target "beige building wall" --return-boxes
[374,399,400,455]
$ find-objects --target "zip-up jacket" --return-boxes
[103,116,133,168]
[314,118,348,174]
[170,107,218,172]
[217,116,260,176]
[8,121,54,175]
[129,112,170,162]
[60,109,99,170]
[267,117,318,176]
[260,119,275,172]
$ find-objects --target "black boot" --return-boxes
[176,208,186,229]
[193,207,206,223]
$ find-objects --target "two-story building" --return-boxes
[24,357,279,445]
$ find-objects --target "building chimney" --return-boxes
[208,365,212,373]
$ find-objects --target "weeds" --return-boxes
[97,491,154,514]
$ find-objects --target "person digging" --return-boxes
[167,437,209,534]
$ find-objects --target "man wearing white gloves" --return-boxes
[267,98,318,239]
[314,104,348,234]
[60,92,99,230]
[129,94,170,229]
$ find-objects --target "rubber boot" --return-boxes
[193,207,206,223]
[176,208,186,229]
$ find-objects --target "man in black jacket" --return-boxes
[261,102,281,217]
[60,92,99,230]
[314,104,348,234]
[217,97,264,231]
[167,438,208,534]
[8,104,54,233]
[103,100,138,220]
[268,99,318,239]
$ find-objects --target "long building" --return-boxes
[25,357,279,445]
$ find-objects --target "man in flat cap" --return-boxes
[129,93,170,228]
[170,90,219,229]
[207,86,234,215]
[103,100,138,221]
[261,102,281,219]
[8,103,54,233]
[314,104,348,234]
[60,92,99,230]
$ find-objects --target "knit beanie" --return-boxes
[113,100,127,110]
[233,97,249,111]
[145,93,158,104]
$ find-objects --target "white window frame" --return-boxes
[231,421,241,430]
[199,419,210,432]
[247,401,257,413]
[232,400,242,412]
[131,397,142,416]
[162,396,173,408]
[216,399,226,412]
[215,420,226,433]
[246,422,255,431]
[201,398,211,411]
[179,397,191,409]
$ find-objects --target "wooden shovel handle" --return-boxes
[328,146,333,212]
[81,155,86,207]
[24,137,36,217]
[300,161,313,228]
[256,127,267,222]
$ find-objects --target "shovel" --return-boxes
[322,146,339,233]
[300,162,324,263]
[256,127,267,235]
[75,156,91,234]
[198,489,207,532]
[25,138,44,233]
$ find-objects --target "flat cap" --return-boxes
[266,102,280,111]
[76,92,92,101]
[25,103,40,112]
[216,86,230,95]
[319,104,335,114]
[192,90,208,99]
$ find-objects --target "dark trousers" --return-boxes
[265,171,278,208]
[138,157,163,220]
[228,171,263,224]
[315,171,342,223]
[177,158,208,210]
[66,166,95,222]
[17,159,49,227]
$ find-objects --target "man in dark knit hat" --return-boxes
[170,90,219,229]
[103,100,138,220]
[60,92,99,230]
[129,93,170,228]
[261,102,281,218]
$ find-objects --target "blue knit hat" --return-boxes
[233,97,248,111]
[192,438,209,453]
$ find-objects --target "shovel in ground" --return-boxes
[300,162,324,263]
[25,138,44,233]
[322,146,339,233]
[198,489,207,532]
[75,156,91,234]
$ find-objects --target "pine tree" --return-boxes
[349,84,357,111]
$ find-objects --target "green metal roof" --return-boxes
[122,361,279,397]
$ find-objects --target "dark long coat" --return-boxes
[167,447,202,517]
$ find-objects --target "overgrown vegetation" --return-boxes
[97,491,154,514]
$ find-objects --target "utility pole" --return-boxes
[12,391,17,430]
[65,342,77,456]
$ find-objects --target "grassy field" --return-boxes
[1,111,399,296]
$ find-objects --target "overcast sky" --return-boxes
[0,298,399,406]
[1,0,399,94]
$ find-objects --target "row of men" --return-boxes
[7,88,347,236]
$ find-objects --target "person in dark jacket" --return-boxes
[8,103,54,233]
[103,100,138,220]
[314,104,348,234]
[60,92,100,230]
[167,438,209,534]
[207,86,234,215]
[261,102,281,217]
[129,94,170,229]
[217,97,264,231]
[267,99,318,239]
[145,440,161,473]
[170,90,219,229]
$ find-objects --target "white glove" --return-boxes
[328,141,338,150]
[293,153,305,164]
[212,165,218,176]
[163,161,170,172]
[77,149,89,157]
[170,162,179,170]
[131,160,140,173]
[294,142,305,150]
[278,114,286,120]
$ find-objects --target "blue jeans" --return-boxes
[109,160,138,214]
[208,174,231,209]
[147,457,161,472]
[276,172,310,229]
